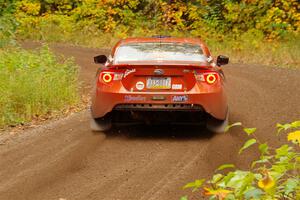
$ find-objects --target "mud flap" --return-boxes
[90,114,112,132]
[206,109,229,133]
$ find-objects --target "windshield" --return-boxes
[114,42,207,64]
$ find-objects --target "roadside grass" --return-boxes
[17,24,300,68]
[13,14,300,68]
[206,35,300,68]
[0,45,80,128]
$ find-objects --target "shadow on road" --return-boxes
[101,124,215,141]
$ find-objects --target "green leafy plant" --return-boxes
[12,0,299,38]
[182,121,300,200]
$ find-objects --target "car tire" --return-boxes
[90,115,112,132]
[206,110,229,133]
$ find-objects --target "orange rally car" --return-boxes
[91,36,229,132]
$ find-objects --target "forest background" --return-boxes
[1,0,299,66]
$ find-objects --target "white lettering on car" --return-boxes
[172,95,188,102]
[172,84,183,90]
[124,69,136,78]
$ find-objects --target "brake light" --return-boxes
[99,71,123,84]
[206,74,217,84]
[101,72,114,83]
[195,71,219,84]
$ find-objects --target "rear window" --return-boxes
[114,42,207,64]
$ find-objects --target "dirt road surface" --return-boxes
[0,43,299,200]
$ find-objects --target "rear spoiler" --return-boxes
[107,63,212,70]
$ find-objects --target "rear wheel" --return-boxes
[90,114,112,132]
[206,110,229,133]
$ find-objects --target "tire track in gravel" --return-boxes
[139,143,209,200]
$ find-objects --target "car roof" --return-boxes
[111,37,211,56]
[120,37,204,45]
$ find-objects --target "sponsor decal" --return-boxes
[124,69,136,78]
[172,84,183,90]
[172,95,188,102]
[124,95,146,102]
[136,81,145,90]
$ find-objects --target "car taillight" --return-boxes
[205,73,218,84]
[99,71,123,83]
[195,72,219,84]
[101,72,114,83]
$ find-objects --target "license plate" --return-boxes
[146,77,171,89]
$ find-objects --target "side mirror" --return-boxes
[94,55,107,64]
[217,55,229,66]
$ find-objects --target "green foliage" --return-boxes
[1,0,299,67]
[183,179,205,192]
[216,164,235,171]
[239,138,257,154]
[0,45,79,128]
[182,121,300,199]
[0,0,16,16]
[243,128,257,136]
[225,122,242,132]
[277,121,300,134]
[11,0,299,38]
[206,33,300,68]
[0,14,17,47]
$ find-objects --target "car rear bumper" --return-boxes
[91,86,227,120]
[113,103,204,111]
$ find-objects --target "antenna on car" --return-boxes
[151,35,171,38]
